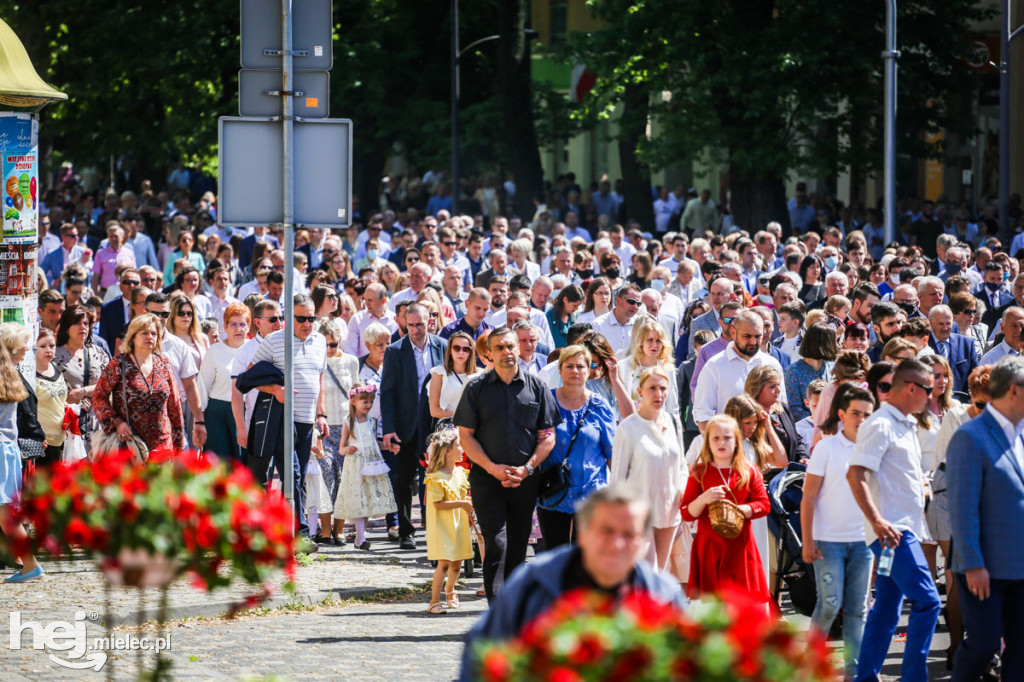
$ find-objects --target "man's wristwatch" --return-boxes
[194,421,205,426]
[316,414,328,421]
[525,464,536,477]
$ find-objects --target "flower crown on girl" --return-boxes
[348,384,377,399]
[428,425,459,449]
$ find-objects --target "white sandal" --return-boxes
[427,602,445,614]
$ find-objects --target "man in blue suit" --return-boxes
[40,224,85,286]
[97,268,141,352]
[948,356,1024,682]
[927,304,977,401]
[380,303,447,549]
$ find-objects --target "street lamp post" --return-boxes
[999,0,1024,239]
[882,0,900,246]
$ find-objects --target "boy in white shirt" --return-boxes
[800,384,876,679]
[774,302,805,363]
[795,379,826,449]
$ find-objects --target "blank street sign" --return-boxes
[218,116,351,228]
[238,69,329,117]
[240,0,333,71]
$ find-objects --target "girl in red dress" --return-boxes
[680,414,771,603]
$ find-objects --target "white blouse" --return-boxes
[323,353,360,425]
[430,365,471,415]
[617,359,679,416]
[610,412,686,528]
[198,341,240,406]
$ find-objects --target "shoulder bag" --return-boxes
[538,397,592,507]
[92,356,149,464]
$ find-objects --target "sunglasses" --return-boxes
[623,297,642,306]
[294,315,317,323]
[452,345,471,352]
[963,309,977,315]
[877,381,892,393]
[443,241,457,247]
[907,380,934,395]
[721,316,736,326]
[406,257,420,263]
[149,311,171,319]
[974,401,987,409]
[121,280,140,286]
[177,310,194,317]
[259,316,283,323]
[327,342,339,349]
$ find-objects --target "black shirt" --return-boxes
[454,367,561,472]
[562,548,637,597]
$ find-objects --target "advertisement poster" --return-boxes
[0,244,38,325]
[0,113,38,245]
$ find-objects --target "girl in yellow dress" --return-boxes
[424,427,473,614]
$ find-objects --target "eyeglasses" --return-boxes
[452,345,471,352]
[227,322,249,329]
[327,293,338,300]
[406,257,420,263]
[177,310,194,317]
[721,316,736,325]
[294,315,316,324]
[149,311,171,319]
[121,280,140,286]
[974,401,987,409]
[963,309,977,315]
[368,226,381,231]
[443,241,457,247]
[259,316,282,323]
[141,277,158,284]
[327,342,339,348]
[906,380,934,395]
[877,381,892,393]
[623,297,642,306]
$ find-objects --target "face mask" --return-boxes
[945,262,961,276]
[652,279,666,292]
[890,273,900,285]
[985,281,1002,292]
[551,288,562,300]
[1005,271,1012,282]
[604,267,621,279]
[758,294,774,305]
[896,302,916,316]
[575,268,592,280]
[824,256,838,270]
[367,249,379,260]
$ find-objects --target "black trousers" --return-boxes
[537,507,576,550]
[394,436,422,540]
[952,572,1024,682]
[470,471,539,602]
[268,421,315,538]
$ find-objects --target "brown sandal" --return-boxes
[446,591,459,609]
[427,602,445,614]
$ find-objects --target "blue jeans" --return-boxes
[812,540,873,677]
[855,532,941,682]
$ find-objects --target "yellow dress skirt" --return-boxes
[424,468,474,562]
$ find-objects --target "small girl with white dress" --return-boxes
[334,383,396,550]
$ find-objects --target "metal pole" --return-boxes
[450,0,460,214]
[281,0,296,536]
[999,0,1011,240]
[882,0,899,246]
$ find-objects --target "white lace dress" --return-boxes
[333,418,397,519]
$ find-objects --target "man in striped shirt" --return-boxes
[250,294,329,542]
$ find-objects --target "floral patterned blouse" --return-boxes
[93,354,186,453]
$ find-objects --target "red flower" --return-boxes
[608,645,652,679]
[195,514,219,549]
[480,650,511,682]
[567,634,605,666]
[546,667,582,682]
[622,590,676,629]
[65,518,93,547]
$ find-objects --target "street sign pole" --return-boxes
[281,0,296,536]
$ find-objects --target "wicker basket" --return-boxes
[708,499,745,539]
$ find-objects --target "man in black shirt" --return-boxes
[454,327,560,600]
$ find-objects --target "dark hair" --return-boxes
[508,273,532,292]
[799,322,839,361]
[566,322,592,346]
[579,330,614,379]
[870,301,900,325]
[893,357,930,387]
[582,276,612,314]
[850,282,880,304]
[820,382,875,435]
[844,322,869,340]
[778,301,805,325]
[267,270,285,286]
[173,265,201,291]
[56,304,93,347]
[552,284,585,318]
[312,284,337,315]
[39,288,64,307]
[146,291,169,306]
[799,255,823,283]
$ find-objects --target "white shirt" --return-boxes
[981,340,1021,365]
[345,308,398,356]
[236,279,266,301]
[849,402,930,544]
[251,330,328,423]
[231,335,263,430]
[198,341,240,407]
[591,311,636,355]
[807,432,866,542]
[692,344,786,423]
[159,332,200,400]
[387,286,422,312]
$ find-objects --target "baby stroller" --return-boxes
[766,463,817,617]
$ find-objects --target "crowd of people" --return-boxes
[2,177,1024,682]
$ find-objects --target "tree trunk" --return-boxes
[728,164,789,237]
[496,0,544,221]
[354,144,387,222]
[618,83,655,232]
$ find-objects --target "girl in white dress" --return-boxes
[334,383,397,550]
[610,366,685,571]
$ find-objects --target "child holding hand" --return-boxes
[424,427,473,614]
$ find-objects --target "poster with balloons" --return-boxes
[0,113,38,245]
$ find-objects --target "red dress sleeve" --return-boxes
[91,357,122,434]
[680,467,705,522]
[745,467,771,519]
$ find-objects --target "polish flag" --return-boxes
[569,64,597,103]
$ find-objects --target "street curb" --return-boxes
[108,584,411,627]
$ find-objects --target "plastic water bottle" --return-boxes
[877,546,895,576]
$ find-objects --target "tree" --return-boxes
[568,0,990,234]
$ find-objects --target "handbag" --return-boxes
[92,356,149,464]
[705,466,746,539]
[539,398,592,506]
[18,438,44,460]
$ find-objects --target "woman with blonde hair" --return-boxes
[0,324,43,582]
[618,314,679,415]
[93,314,186,455]
[746,365,807,464]
[417,287,455,329]
[610,366,685,571]
[377,261,401,293]
[167,293,210,366]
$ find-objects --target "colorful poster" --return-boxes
[0,244,38,326]
[0,113,38,245]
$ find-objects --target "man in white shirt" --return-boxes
[657,234,690,275]
[346,283,398,356]
[231,300,284,449]
[609,224,636,266]
[206,266,240,333]
[846,358,941,682]
[514,321,546,374]
[592,283,642,355]
[982,306,1024,364]
[692,311,785,430]
[389,262,433,311]
[236,258,273,301]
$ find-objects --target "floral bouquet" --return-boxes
[474,588,833,681]
[16,449,296,592]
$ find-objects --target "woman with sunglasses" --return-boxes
[402,248,422,273]
[312,284,340,320]
[316,318,361,545]
[54,305,111,454]
[428,331,479,422]
[174,266,212,323]
[866,361,897,407]
[197,302,251,461]
[167,293,210,367]
[932,363,991,668]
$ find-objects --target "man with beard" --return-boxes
[868,302,906,363]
